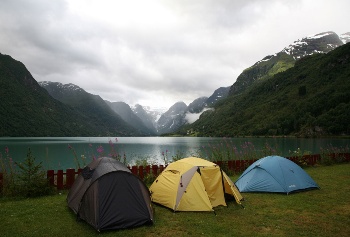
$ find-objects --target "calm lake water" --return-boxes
[1,137,349,170]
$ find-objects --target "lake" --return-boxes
[1,137,349,170]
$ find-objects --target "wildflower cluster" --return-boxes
[67,138,127,168]
[0,146,16,196]
[288,148,311,166]
[198,138,280,162]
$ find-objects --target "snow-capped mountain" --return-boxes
[39,30,349,136]
[106,101,156,135]
[131,104,161,134]
[156,102,188,134]
[230,31,349,96]
[38,81,85,102]
[339,32,350,44]
[281,31,343,60]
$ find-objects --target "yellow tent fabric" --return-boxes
[149,157,243,212]
[200,166,226,207]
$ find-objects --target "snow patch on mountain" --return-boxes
[280,31,342,60]
[340,32,350,44]
[306,31,333,39]
[39,81,83,92]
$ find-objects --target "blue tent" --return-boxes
[235,156,319,194]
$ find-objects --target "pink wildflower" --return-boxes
[97,146,104,154]
[5,146,9,154]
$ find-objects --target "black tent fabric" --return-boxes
[67,157,153,231]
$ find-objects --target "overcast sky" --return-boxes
[0,0,349,109]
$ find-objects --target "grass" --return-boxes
[0,163,349,237]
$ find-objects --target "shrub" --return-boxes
[15,148,54,197]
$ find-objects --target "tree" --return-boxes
[15,148,54,197]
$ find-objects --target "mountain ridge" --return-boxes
[178,42,350,137]
[0,54,139,136]
[1,30,349,136]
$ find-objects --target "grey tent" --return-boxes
[67,157,153,231]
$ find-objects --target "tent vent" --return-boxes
[82,166,95,180]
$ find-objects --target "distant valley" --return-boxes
[1,31,349,137]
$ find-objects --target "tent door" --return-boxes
[199,167,226,207]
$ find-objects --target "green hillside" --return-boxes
[179,43,350,137]
[231,52,295,95]
[0,53,141,136]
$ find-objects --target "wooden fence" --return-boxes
[1,153,349,190]
[46,164,165,190]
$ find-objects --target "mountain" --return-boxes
[229,31,346,96]
[157,102,188,134]
[187,97,208,113]
[152,87,231,134]
[339,32,350,44]
[0,53,138,136]
[38,81,145,136]
[3,30,347,137]
[206,87,230,106]
[105,101,156,135]
[160,31,349,133]
[282,31,343,60]
[178,42,350,137]
[132,104,159,134]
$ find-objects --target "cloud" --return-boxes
[185,108,214,124]
[0,0,349,109]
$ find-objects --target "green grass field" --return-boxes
[1,163,349,237]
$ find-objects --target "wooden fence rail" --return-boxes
[1,153,349,190]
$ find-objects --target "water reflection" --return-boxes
[0,137,348,170]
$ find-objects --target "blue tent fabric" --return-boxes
[235,156,319,194]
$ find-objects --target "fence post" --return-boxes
[159,165,164,173]
[216,161,223,168]
[228,160,234,172]
[138,166,144,180]
[131,166,138,176]
[152,165,158,176]
[66,168,76,189]
[47,170,55,186]
[234,160,240,172]
[303,155,309,165]
[57,170,64,190]
[311,155,319,165]
[344,153,350,162]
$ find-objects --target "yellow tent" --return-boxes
[149,157,243,212]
